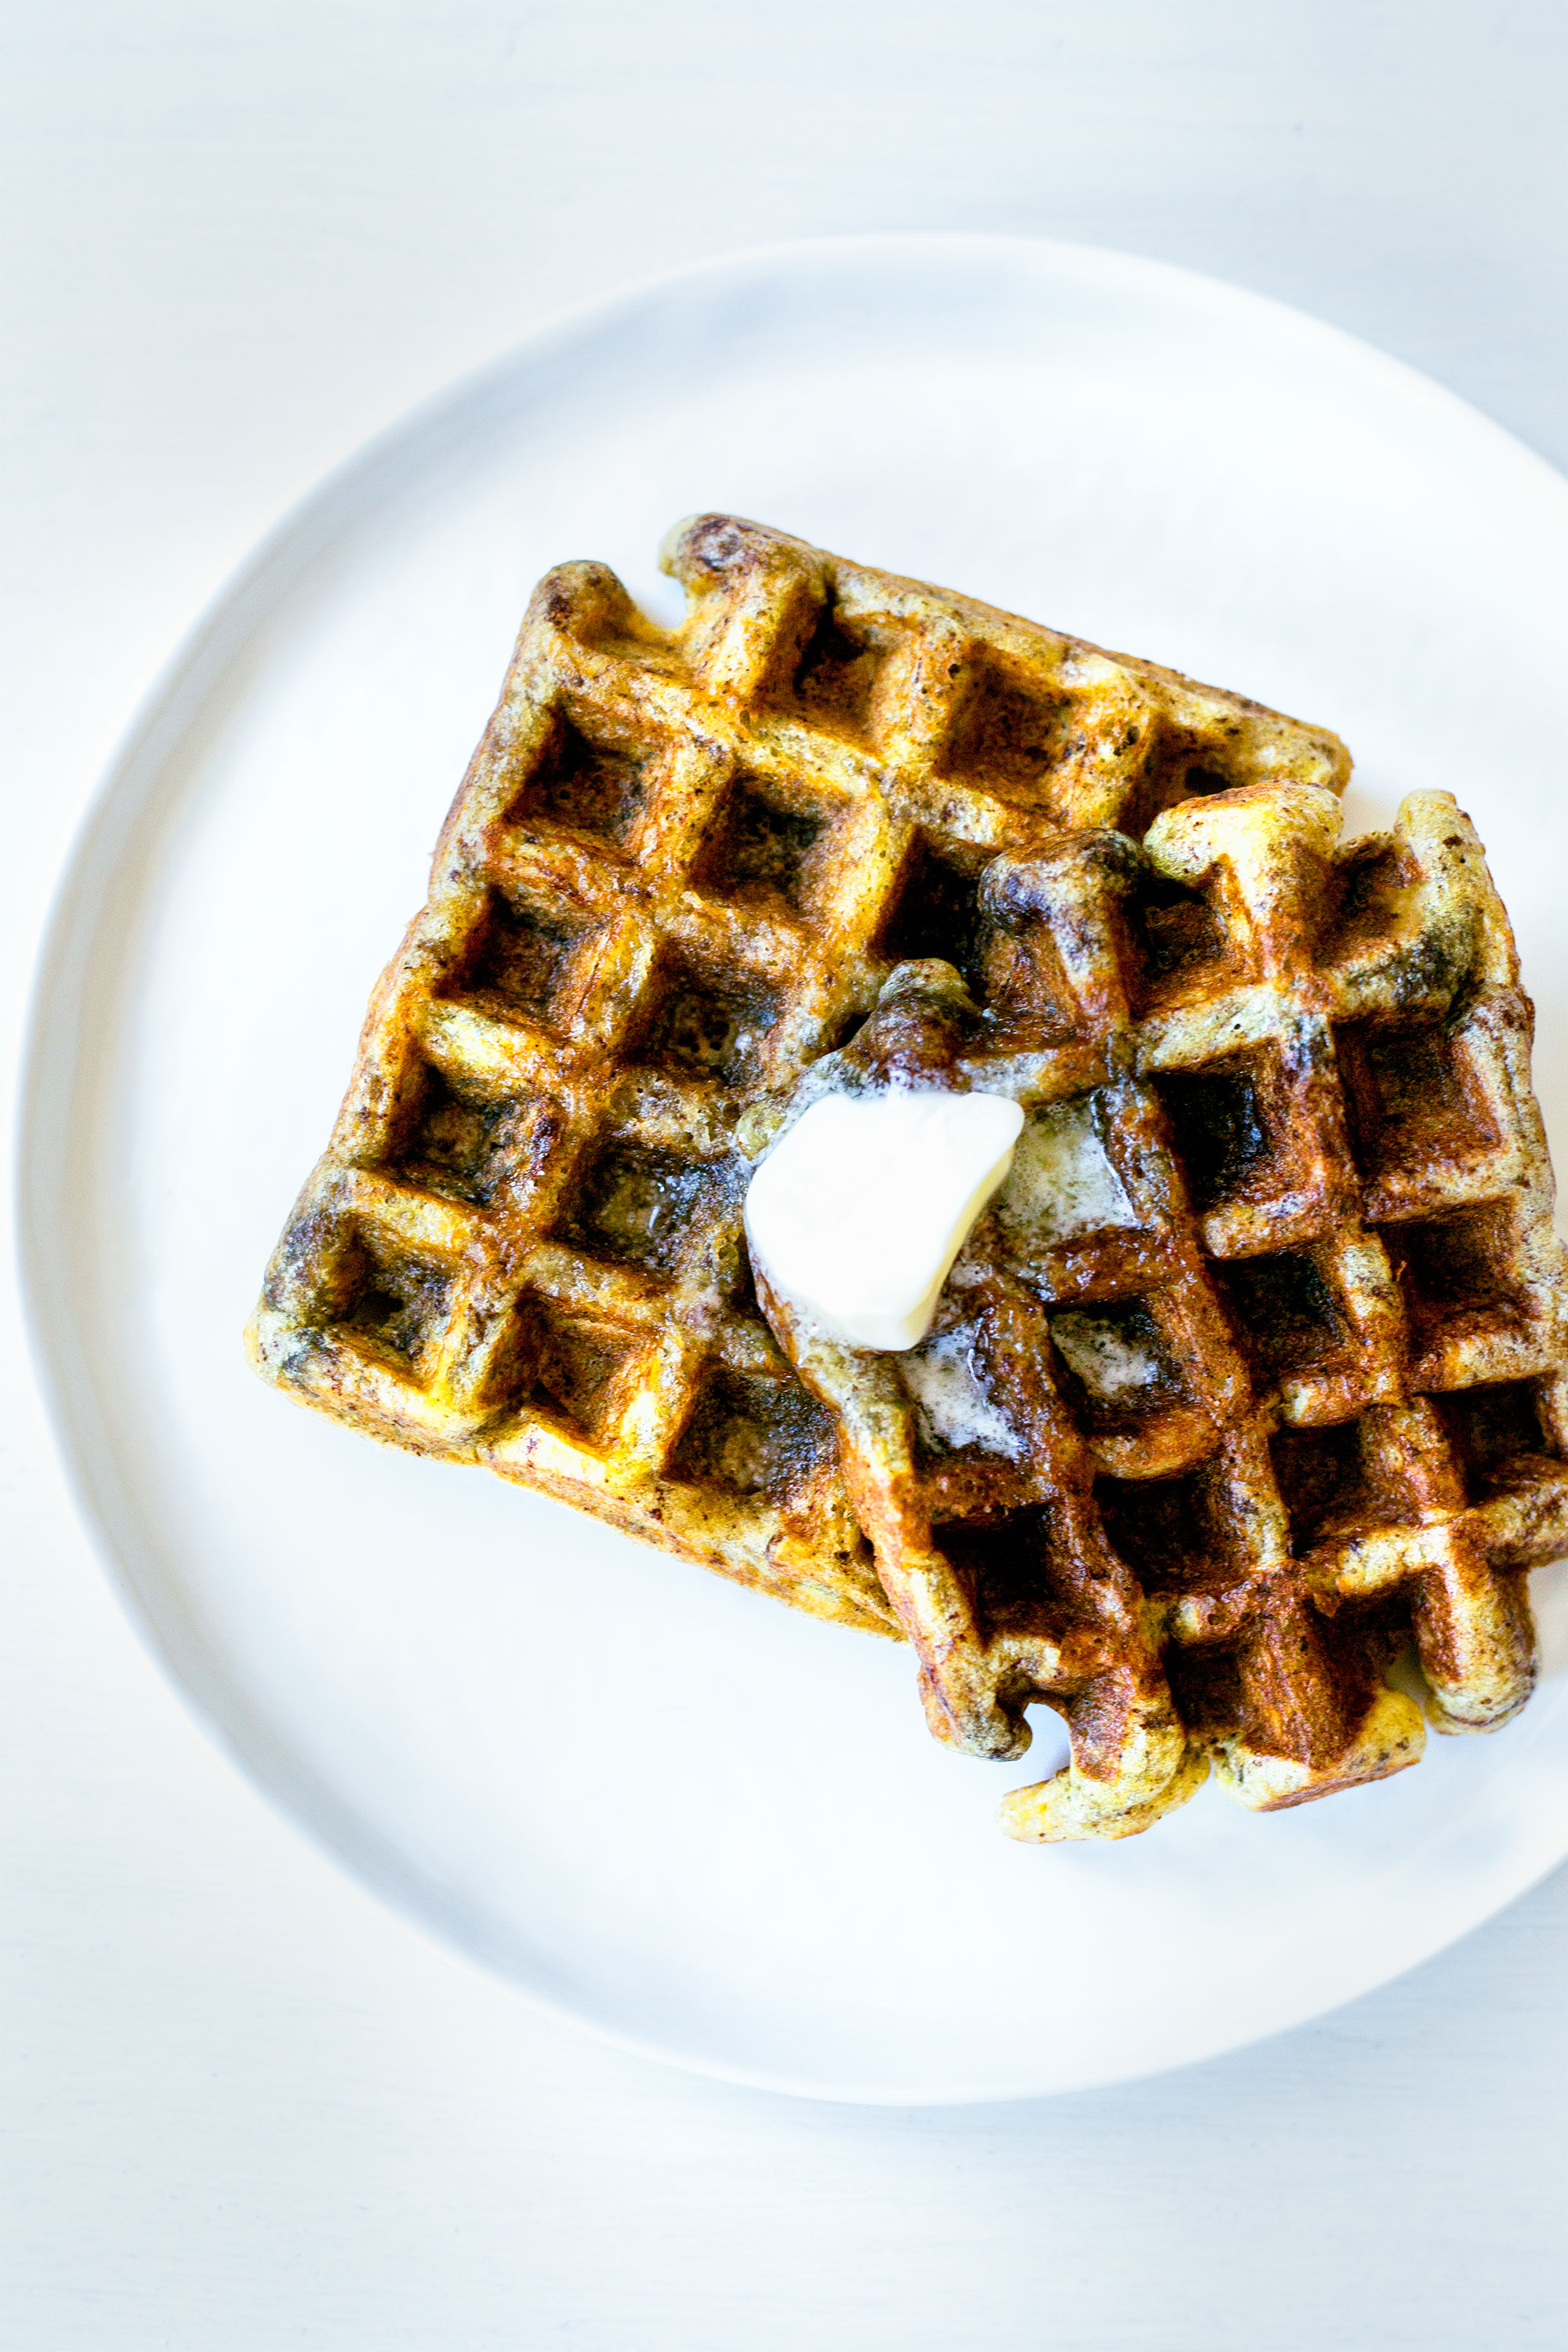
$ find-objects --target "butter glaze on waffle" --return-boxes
[247,515,1346,1642]
[755,781,1568,1837]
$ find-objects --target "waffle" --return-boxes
[756,780,1568,1837]
[247,514,1568,1841]
[247,513,1347,1647]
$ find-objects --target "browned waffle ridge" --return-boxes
[247,514,1568,1838]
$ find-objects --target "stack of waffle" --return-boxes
[249,516,1568,1838]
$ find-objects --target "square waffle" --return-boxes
[755,779,1568,1836]
[249,514,1568,1836]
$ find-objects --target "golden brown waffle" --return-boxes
[247,514,1349,1654]
[756,780,1568,1837]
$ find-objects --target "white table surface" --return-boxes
[5,5,1567,2343]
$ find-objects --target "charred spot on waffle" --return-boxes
[789,604,886,740]
[332,1228,451,1371]
[934,1506,1116,1649]
[931,1510,1061,1642]
[1321,844,1472,1006]
[667,1368,834,1502]
[560,1138,717,1276]
[1381,1203,1526,1345]
[1155,1059,1279,1212]
[1334,1014,1501,1178]
[383,1065,538,1207]
[975,893,1080,1043]
[1218,1250,1350,1381]
[1095,1467,1227,1595]
[1270,1417,1404,1553]
[1047,1300,1188,1429]
[1163,1639,1247,1741]
[1126,870,1235,1005]
[510,713,648,851]
[938,644,1070,812]
[1316,840,1410,965]
[445,888,592,1029]
[691,775,827,913]
[874,833,988,995]
[627,949,781,1085]
[1435,1380,1556,1501]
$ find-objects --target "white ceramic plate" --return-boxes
[21,235,1568,2103]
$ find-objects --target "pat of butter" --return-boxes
[744,1090,1025,1352]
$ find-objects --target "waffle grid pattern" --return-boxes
[762,781,1568,1836]
[249,515,1352,1653]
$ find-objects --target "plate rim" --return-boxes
[17,229,1568,2106]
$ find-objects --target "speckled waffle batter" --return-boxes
[755,781,1568,1836]
[247,515,1568,1838]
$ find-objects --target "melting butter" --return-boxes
[744,1090,1025,1353]
[898,1327,1021,1457]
